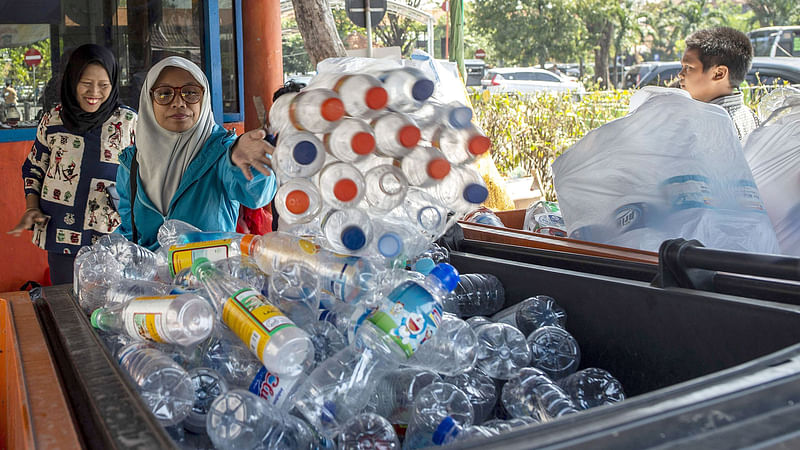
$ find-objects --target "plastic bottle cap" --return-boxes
[341,225,367,250]
[467,135,492,155]
[351,132,375,155]
[365,86,388,110]
[411,79,435,102]
[463,183,489,204]
[285,189,310,214]
[413,257,435,275]
[320,98,345,122]
[292,140,318,165]
[427,158,451,179]
[190,257,211,276]
[90,308,104,328]
[377,232,402,258]
[448,106,474,128]
[432,416,458,445]
[429,263,460,292]
[333,178,358,202]
[398,125,421,148]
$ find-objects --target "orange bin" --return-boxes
[0,292,81,449]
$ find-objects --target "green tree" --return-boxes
[373,0,428,56]
[747,0,800,27]
[577,0,621,88]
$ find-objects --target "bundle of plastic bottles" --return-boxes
[75,220,626,449]
[267,64,491,264]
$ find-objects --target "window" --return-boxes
[219,0,240,115]
[749,31,777,57]
[775,31,800,58]
[534,72,560,83]
[0,0,206,129]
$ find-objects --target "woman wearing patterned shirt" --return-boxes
[9,44,136,284]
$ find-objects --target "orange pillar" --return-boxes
[242,0,284,131]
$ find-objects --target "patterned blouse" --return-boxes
[22,104,137,254]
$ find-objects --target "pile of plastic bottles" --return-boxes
[267,66,491,262]
[75,219,626,449]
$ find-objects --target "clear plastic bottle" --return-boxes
[379,67,435,113]
[400,146,452,187]
[371,112,421,158]
[199,328,263,389]
[491,295,567,336]
[320,208,373,254]
[406,314,477,376]
[104,279,172,307]
[274,178,324,225]
[104,239,161,280]
[398,187,449,242]
[414,101,474,142]
[248,363,302,408]
[318,299,372,345]
[213,256,269,296]
[244,232,374,303]
[192,257,314,376]
[558,367,625,410]
[164,231,257,277]
[430,164,489,215]
[91,293,215,346]
[75,249,124,313]
[527,325,581,380]
[302,320,347,373]
[338,412,401,449]
[309,72,388,119]
[268,261,321,327]
[444,367,498,425]
[184,367,228,434]
[474,323,531,380]
[441,273,506,318]
[156,219,203,248]
[318,162,366,209]
[370,367,441,426]
[273,130,327,180]
[323,117,376,162]
[501,367,578,421]
[463,207,505,228]
[402,382,474,449]
[363,164,409,213]
[262,413,316,449]
[206,389,273,450]
[431,123,492,164]
[369,217,418,262]
[117,343,194,426]
[465,315,493,330]
[269,88,345,134]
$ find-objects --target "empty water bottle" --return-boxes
[363,164,409,213]
[268,261,321,327]
[431,123,492,164]
[398,188,449,242]
[318,299,371,345]
[323,117,376,162]
[213,256,269,296]
[406,314,477,376]
[302,320,347,373]
[164,230,257,277]
[338,412,400,449]
[199,329,263,389]
[104,239,161,280]
[465,316,493,330]
[501,367,579,421]
[527,326,581,380]
[414,101,474,142]
[91,292,215,346]
[431,164,489,215]
[400,146,452,187]
[104,279,172,307]
[75,249,124,313]
[415,242,450,264]
[371,367,441,426]
[403,382,474,449]
[379,67,435,112]
[320,208,373,254]
[309,72,388,119]
[183,367,228,434]
[491,295,567,336]
[117,343,194,426]
[441,273,505,318]
[444,367,498,424]
[156,219,202,249]
[318,162,366,209]
[474,323,531,380]
[371,112,421,158]
[463,207,505,228]
[192,257,314,376]
[206,389,273,450]
[269,88,345,134]
[559,368,625,410]
[274,178,324,225]
[273,131,326,180]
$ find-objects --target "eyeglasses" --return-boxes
[150,85,204,105]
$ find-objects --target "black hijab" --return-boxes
[59,44,120,134]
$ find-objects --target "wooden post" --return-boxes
[242,0,284,131]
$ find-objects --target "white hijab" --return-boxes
[135,57,216,215]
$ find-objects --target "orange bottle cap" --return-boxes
[320,98,345,122]
[333,178,358,202]
[365,86,388,110]
[427,158,451,179]
[398,125,421,148]
[468,135,492,155]
[285,189,311,214]
[351,132,376,155]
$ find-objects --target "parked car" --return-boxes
[748,26,800,58]
[623,61,681,89]
[628,57,800,89]
[481,67,585,96]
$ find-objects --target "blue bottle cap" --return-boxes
[341,225,367,251]
[432,416,459,445]
[448,106,473,129]
[377,232,402,258]
[413,257,435,275]
[463,183,489,204]
[411,79,435,102]
[293,140,318,165]
[190,257,211,276]
[429,263,460,292]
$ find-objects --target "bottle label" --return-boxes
[367,282,443,358]
[169,239,234,276]
[663,175,714,210]
[124,295,178,343]
[734,180,766,212]
[248,366,300,407]
[222,288,296,364]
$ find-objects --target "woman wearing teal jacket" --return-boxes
[116,57,276,250]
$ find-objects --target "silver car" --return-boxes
[481,67,585,96]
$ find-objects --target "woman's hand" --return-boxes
[8,208,48,236]
[230,129,275,180]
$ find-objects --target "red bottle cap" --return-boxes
[468,135,492,155]
[333,178,358,202]
[427,158,451,179]
[351,132,376,155]
[365,86,388,110]
[320,98,345,122]
[398,125,421,148]
[285,190,310,214]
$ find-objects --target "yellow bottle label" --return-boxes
[125,296,178,343]
[221,288,295,363]
[169,239,234,276]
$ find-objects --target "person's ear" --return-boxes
[712,65,728,82]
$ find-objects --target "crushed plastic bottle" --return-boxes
[338,412,401,449]
[441,273,505,318]
[559,368,625,410]
[527,325,581,380]
[403,382,474,449]
[474,323,531,380]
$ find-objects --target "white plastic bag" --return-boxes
[743,88,800,256]
[552,87,780,254]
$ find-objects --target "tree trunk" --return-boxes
[594,24,613,89]
[292,0,347,66]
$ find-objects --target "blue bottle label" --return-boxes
[248,366,298,406]
[366,282,443,358]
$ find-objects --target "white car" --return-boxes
[481,67,585,96]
